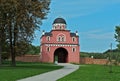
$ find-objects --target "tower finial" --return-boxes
[76,31,78,36]
[42,30,45,35]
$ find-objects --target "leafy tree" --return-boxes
[0,0,50,66]
[25,44,40,54]
[80,52,105,59]
[35,46,40,54]
[80,52,90,57]
[104,50,120,65]
[114,25,120,65]
[0,14,7,65]
[115,25,120,50]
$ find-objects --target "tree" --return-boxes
[25,44,40,54]
[0,0,50,66]
[114,25,120,65]
[0,10,7,65]
[0,33,2,65]
[115,25,120,50]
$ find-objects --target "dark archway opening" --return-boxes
[54,48,68,63]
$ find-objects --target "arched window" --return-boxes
[46,36,50,41]
[57,33,66,42]
[54,26,56,29]
[72,48,76,52]
[72,37,76,42]
[57,36,65,42]
[58,36,61,42]
[62,36,64,41]
[62,25,65,29]
[60,26,62,29]
[46,47,50,52]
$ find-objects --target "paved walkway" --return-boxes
[17,63,79,81]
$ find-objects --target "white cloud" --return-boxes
[87,32,113,39]
[80,30,114,40]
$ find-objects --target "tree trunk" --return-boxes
[13,26,17,66]
[9,25,16,66]
[0,43,2,65]
[0,29,2,65]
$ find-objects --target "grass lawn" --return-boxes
[58,65,120,81]
[0,62,63,81]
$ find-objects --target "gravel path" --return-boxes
[17,63,79,81]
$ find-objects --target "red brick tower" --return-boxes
[40,17,80,63]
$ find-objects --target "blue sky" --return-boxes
[32,0,120,53]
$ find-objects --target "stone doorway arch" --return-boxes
[54,47,68,63]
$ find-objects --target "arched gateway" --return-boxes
[54,48,68,63]
[40,17,80,64]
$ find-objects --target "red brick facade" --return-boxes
[40,18,80,63]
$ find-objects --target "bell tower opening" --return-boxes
[54,48,68,63]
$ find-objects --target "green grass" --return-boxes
[58,65,120,81]
[0,62,63,81]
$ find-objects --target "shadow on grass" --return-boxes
[111,71,120,74]
[0,63,63,70]
[17,65,63,69]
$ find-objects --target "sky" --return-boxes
[32,0,120,53]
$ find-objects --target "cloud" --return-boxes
[80,30,114,40]
[87,32,113,39]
